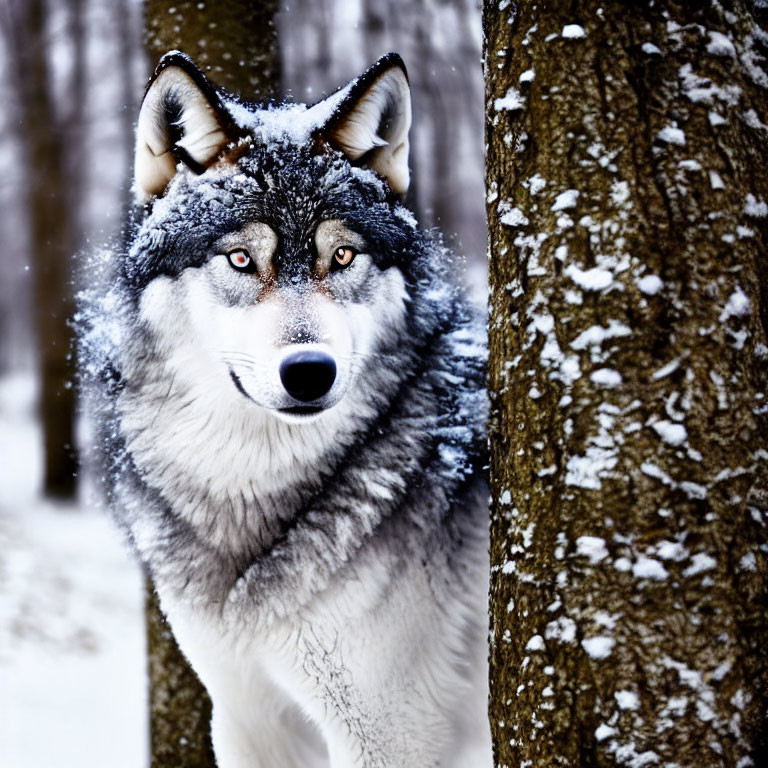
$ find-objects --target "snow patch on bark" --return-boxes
[575,535,609,563]
[582,636,614,659]
[562,24,586,39]
[551,189,580,211]
[494,86,526,111]
[637,274,663,295]
[656,125,686,146]
[565,264,613,291]
[651,420,688,446]
[566,447,618,489]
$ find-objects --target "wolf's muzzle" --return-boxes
[279,350,337,403]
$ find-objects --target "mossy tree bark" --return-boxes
[485,2,768,766]
[141,4,279,765]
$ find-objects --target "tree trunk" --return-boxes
[140,4,280,765]
[146,577,217,767]
[145,0,280,96]
[485,1,768,766]
[6,0,81,498]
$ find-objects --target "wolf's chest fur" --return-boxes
[80,51,491,766]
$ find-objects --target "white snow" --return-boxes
[709,111,727,126]
[709,170,725,190]
[739,552,757,572]
[532,312,555,334]
[0,373,147,768]
[707,31,736,58]
[562,24,586,39]
[641,462,674,486]
[570,322,632,351]
[652,420,688,446]
[590,368,623,388]
[641,42,661,55]
[654,541,687,562]
[681,481,708,500]
[656,125,686,146]
[525,173,547,195]
[679,63,742,107]
[683,553,717,577]
[565,447,618,490]
[582,636,614,659]
[651,357,680,380]
[632,556,669,581]
[744,193,768,217]
[494,86,526,111]
[565,264,613,291]
[637,274,663,295]
[519,68,536,83]
[526,634,546,651]
[719,287,751,322]
[393,205,418,228]
[575,535,609,564]
[595,723,617,741]
[610,180,631,207]
[551,189,580,211]
[499,201,530,227]
[545,616,577,644]
[615,690,640,710]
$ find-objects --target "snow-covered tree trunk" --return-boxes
[485,1,768,766]
[142,4,280,765]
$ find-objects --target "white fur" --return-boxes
[327,67,412,196]
[119,261,406,547]
[117,259,492,766]
[135,67,228,200]
[164,525,491,768]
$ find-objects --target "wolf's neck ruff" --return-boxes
[80,51,491,767]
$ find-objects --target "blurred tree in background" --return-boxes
[1,0,85,498]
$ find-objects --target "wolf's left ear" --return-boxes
[135,52,237,201]
[316,53,412,197]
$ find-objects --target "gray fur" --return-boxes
[79,52,491,767]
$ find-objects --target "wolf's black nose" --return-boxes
[279,351,337,402]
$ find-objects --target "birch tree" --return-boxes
[141,3,279,765]
[485,1,768,766]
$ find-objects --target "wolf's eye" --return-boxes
[227,249,255,273]
[333,246,357,270]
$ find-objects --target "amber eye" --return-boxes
[333,246,357,269]
[227,249,255,273]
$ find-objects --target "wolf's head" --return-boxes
[125,51,420,427]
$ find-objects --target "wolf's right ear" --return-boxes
[135,52,237,202]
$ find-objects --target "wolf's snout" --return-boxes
[279,351,337,402]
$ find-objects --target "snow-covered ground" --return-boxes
[0,373,147,768]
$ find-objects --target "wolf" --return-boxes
[79,50,491,767]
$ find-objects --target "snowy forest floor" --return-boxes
[0,372,147,768]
